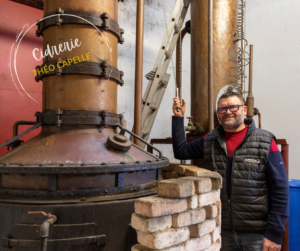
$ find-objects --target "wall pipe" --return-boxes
[208,0,214,131]
[13,120,36,137]
[133,0,145,146]
[247,45,254,118]
[176,27,188,103]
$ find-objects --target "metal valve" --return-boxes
[185,116,196,132]
[28,211,53,219]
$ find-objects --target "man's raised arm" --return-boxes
[172,97,205,160]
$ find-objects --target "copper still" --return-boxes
[0,0,168,250]
[190,0,239,131]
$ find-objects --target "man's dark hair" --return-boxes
[217,92,245,106]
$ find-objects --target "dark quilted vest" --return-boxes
[203,119,274,234]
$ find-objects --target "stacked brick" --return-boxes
[131,165,222,251]
[162,163,222,181]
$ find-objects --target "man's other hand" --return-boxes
[173,97,186,117]
[263,237,281,251]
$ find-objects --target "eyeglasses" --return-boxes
[217,105,244,114]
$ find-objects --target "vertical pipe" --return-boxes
[247,45,254,118]
[176,28,187,103]
[134,0,145,146]
[208,0,214,131]
[248,45,253,94]
[241,1,246,99]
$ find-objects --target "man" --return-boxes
[172,92,289,251]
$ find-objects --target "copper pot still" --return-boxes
[0,1,167,250]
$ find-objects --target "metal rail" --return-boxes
[0,122,43,150]
[116,124,162,159]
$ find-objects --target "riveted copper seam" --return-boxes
[134,0,145,146]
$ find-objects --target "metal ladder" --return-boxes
[138,0,190,149]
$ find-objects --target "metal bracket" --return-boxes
[37,110,123,126]
[35,60,124,86]
[1,235,107,248]
[36,9,124,44]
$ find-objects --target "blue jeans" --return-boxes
[221,230,263,251]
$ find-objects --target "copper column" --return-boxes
[190,0,239,131]
[134,0,145,146]
[208,0,214,131]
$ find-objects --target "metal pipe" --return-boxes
[40,215,57,251]
[241,0,246,99]
[116,124,162,159]
[13,120,36,137]
[257,110,261,129]
[134,0,145,146]
[28,211,57,251]
[176,27,187,103]
[0,122,43,150]
[247,45,254,118]
[208,0,214,131]
[248,45,253,94]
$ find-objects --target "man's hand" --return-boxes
[173,97,186,117]
[263,237,281,251]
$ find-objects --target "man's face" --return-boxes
[217,96,247,129]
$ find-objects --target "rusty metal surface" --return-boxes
[3,235,106,249]
[13,121,36,137]
[35,61,124,86]
[0,1,168,250]
[10,0,43,9]
[0,122,43,151]
[1,174,48,190]
[124,170,156,187]
[133,0,144,146]
[57,174,115,190]
[0,187,157,205]
[0,181,157,200]
[38,110,123,126]
[42,0,120,112]
[0,198,138,251]
[190,0,238,131]
[0,126,160,165]
[147,138,173,154]
[44,0,118,21]
[37,10,124,43]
